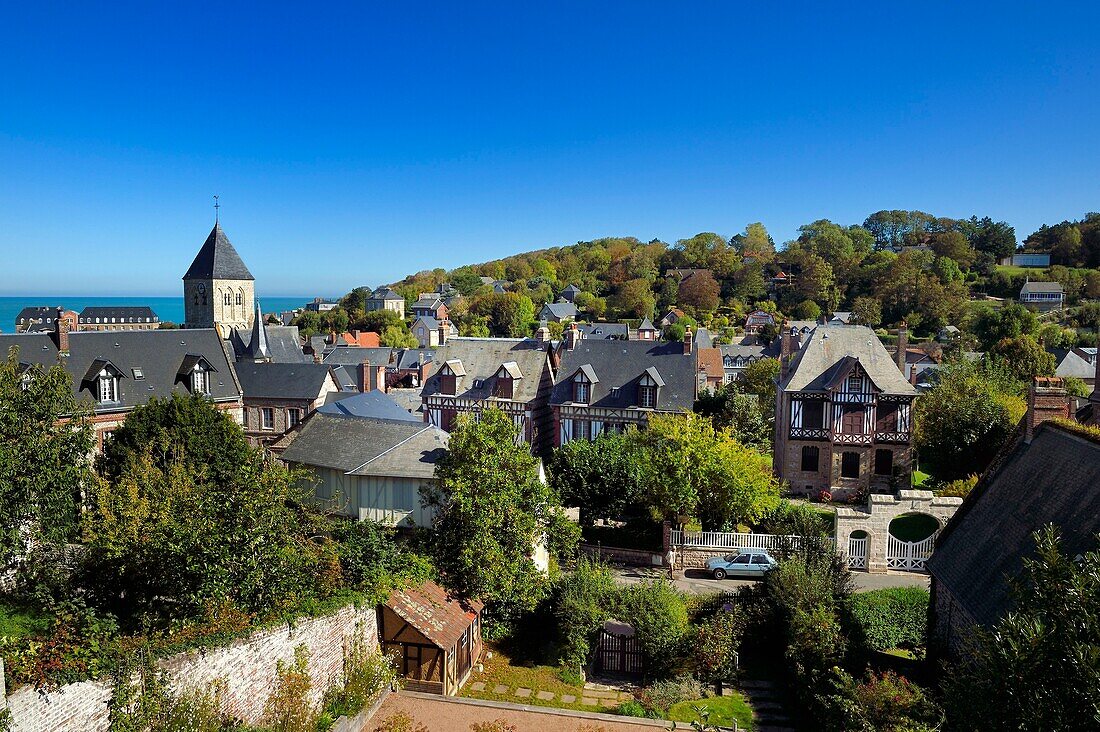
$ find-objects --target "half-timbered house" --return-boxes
[774,324,917,498]
[550,324,697,445]
[419,336,555,452]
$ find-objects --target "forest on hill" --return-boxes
[294,210,1100,349]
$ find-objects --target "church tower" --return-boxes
[182,223,255,333]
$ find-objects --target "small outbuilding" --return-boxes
[379,581,484,695]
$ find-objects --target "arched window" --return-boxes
[236,291,243,306]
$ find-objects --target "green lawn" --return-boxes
[461,644,606,713]
[0,601,49,640]
[668,694,754,730]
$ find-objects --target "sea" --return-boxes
[0,296,323,332]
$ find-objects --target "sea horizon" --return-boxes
[0,295,333,333]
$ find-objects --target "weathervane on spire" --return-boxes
[213,195,220,224]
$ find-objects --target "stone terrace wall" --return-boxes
[4,603,378,732]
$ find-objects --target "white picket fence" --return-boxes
[669,529,834,553]
[886,533,937,571]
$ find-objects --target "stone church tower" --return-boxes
[182,223,255,333]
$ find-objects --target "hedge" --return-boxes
[847,587,930,651]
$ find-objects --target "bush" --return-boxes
[261,646,316,732]
[690,609,744,682]
[323,638,398,721]
[935,475,977,499]
[848,587,930,651]
[637,675,703,715]
[756,500,830,538]
[553,558,615,668]
[612,580,688,678]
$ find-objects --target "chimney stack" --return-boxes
[566,321,580,351]
[359,361,371,393]
[535,321,550,347]
[438,320,449,346]
[683,326,693,355]
[1026,377,1071,443]
[780,321,796,380]
[895,322,908,376]
[53,306,70,353]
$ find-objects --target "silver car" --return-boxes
[705,550,777,580]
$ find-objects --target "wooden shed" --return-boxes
[379,581,484,695]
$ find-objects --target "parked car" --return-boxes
[705,550,777,580]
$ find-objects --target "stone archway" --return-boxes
[835,490,962,573]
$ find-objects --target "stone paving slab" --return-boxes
[514,688,532,698]
[536,691,555,701]
[560,694,576,704]
[587,689,622,699]
[469,682,486,692]
[601,699,619,708]
[580,697,599,706]
[493,685,509,694]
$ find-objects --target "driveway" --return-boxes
[610,565,929,594]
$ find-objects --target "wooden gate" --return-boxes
[595,626,644,677]
[886,534,937,571]
[847,536,868,570]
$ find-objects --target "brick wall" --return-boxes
[4,603,378,732]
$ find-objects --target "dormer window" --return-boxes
[439,359,465,396]
[638,367,665,409]
[191,365,209,395]
[573,373,591,404]
[493,362,523,400]
[98,371,118,403]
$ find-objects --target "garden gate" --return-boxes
[847,535,868,570]
[594,624,643,677]
[885,534,937,571]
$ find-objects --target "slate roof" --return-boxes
[539,302,578,321]
[329,365,357,391]
[385,581,483,650]
[412,296,444,311]
[780,324,915,396]
[0,329,240,411]
[182,223,255,280]
[231,324,309,363]
[719,341,773,363]
[318,390,422,422]
[234,362,335,401]
[576,322,629,340]
[370,287,404,301]
[928,423,1100,629]
[15,306,57,327]
[562,284,582,295]
[551,339,696,411]
[694,327,714,349]
[638,317,656,332]
[280,412,446,479]
[78,306,159,323]
[1020,281,1063,294]
[394,348,436,370]
[421,338,550,404]
[321,346,394,367]
[1054,349,1096,380]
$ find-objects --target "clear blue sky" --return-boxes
[1,2,1098,296]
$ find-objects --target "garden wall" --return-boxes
[3,602,379,732]
[579,542,666,567]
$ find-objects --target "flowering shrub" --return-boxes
[817,489,833,503]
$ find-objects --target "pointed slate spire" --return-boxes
[183,223,255,281]
[246,300,270,361]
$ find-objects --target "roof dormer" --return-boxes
[571,364,598,404]
[638,366,665,409]
[493,361,523,399]
[83,359,125,404]
[439,359,465,396]
[177,354,219,395]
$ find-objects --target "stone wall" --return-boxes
[835,490,962,573]
[578,543,666,567]
[4,603,378,732]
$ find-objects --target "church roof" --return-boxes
[183,223,254,281]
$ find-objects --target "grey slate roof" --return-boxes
[329,365,357,391]
[0,329,240,411]
[370,287,403,301]
[694,327,714,349]
[1020,281,1063,294]
[15,306,57,327]
[412,297,444,311]
[318,390,422,422]
[394,348,436,370]
[550,340,697,412]
[421,338,550,404]
[1054,349,1096,380]
[321,346,394,367]
[281,412,446,479]
[182,223,255,281]
[231,324,309,363]
[638,317,656,332]
[780,324,915,396]
[235,362,334,401]
[78,306,158,323]
[928,424,1100,629]
[539,302,578,321]
[576,322,629,340]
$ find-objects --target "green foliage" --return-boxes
[689,608,745,682]
[470,292,536,337]
[633,413,779,531]
[740,358,780,422]
[322,639,398,722]
[755,500,831,538]
[944,526,1100,730]
[847,587,930,652]
[379,324,418,348]
[330,520,432,603]
[823,669,942,732]
[971,302,1038,350]
[426,409,569,628]
[635,675,703,716]
[0,601,49,639]
[611,580,689,678]
[261,646,316,732]
[615,699,655,718]
[2,597,119,689]
[913,360,1026,481]
[693,383,771,450]
[552,558,616,668]
[935,474,977,499]
[0,349,94,570]
[548,430,646,526]
[988,334,1056,381]
[107,646,172,732]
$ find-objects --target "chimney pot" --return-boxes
[683,326,693,355]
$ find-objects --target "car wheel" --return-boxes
[712,568,726,580]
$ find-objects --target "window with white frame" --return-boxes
[191,366,209,395]
[574,419,591,440]
[572,371,591,404]
[98,372,118,403]
[261,408,274,430]
[638,374,658,408]
[288,408,301,428]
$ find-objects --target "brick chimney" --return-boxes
[1026,376,1071,443]
[779,320,794,379]
[438,320,449,346]
[683,326,693,355]
[895,321,908,376]
[53,306,70,353]
[535,321,550,347]
[565,321,580,351]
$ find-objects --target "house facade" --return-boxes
[419,336,554,452]
[1019,281,1065,311]
[366,287,406,318]
[550,325,697,445]
[0,314,242,449]
[719,341,773,384]
[235,362,342,445]
[538,300,578,323]
[411,295,448,321]
[411,317,458,348]
[774,324,917,498]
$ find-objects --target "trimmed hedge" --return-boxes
[848,587,930,651]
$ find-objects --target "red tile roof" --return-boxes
[339,331,381,348]
[385,580,483,650]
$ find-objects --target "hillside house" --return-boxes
[235,362,342,445]
[1019,281,1064,312]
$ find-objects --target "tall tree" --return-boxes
[0,350,94,570]
[862,210,937,251]
[548,431,646,526]
[677,271,721,313]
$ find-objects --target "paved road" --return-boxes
[610,565,929,594]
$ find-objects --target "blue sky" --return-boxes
[1,2,1098,296]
